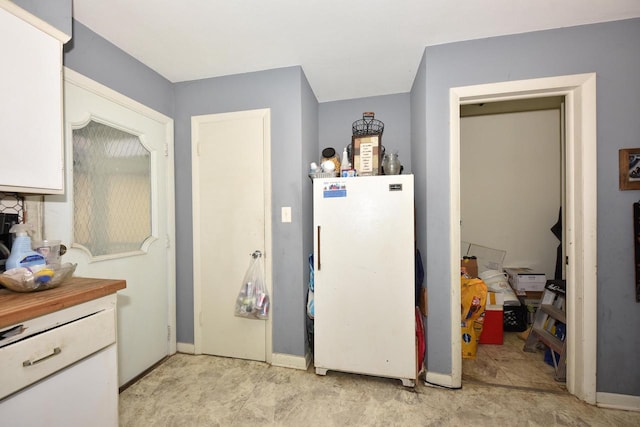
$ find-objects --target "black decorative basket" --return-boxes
[352,112,384,136]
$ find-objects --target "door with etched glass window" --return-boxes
[44,70,175,387]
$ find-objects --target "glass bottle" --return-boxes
[382,152,401,175]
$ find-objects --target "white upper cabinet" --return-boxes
[0,3,69,194]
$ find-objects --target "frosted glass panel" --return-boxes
[73,120,151,257]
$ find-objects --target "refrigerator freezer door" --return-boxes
[313,175,416,384]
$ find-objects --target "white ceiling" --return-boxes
[72,0,640,102]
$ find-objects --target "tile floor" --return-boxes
[120,335,639,426]
[462,331,567,392]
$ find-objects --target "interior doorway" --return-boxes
[449,74,597,404]
[192,108,273,362]
[459,97,566,392]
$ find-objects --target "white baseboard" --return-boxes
[175,344,311,371]
[596,392,640,412]
[176,342,195,354]
[424,371,459,389]
[271,352,311,370]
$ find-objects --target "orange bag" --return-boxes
[460,277,487,359]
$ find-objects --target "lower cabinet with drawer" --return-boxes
[0,294,119,426]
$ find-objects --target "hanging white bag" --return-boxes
[234,251,270,320]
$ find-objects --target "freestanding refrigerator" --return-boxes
[313,174,416,386]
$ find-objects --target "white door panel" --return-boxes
[192,109,271,361]
[45,70,174,386]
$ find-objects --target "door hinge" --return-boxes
[164,143,169,157]
[565,255,569,265]
[167,325,171,341]
[165,234,171,249]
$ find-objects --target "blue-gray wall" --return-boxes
[174,67,314,356]
[301,71,319,350]
[411,18,640,396]
[64,21,174,119]
[410,52,429,366]
[319,94,412,174]
[14,0,72,37]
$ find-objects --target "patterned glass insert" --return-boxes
[73,120,151,257]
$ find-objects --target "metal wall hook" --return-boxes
[251,250,262,259]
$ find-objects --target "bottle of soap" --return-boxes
[5,223,46,270]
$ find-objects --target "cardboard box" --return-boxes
[461,257,478,278]
[479,292,503,345]
[504,267,546,292]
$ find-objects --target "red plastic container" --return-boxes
[479,308,504,345]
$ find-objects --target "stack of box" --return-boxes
[503,267,546,329]
[479,292,504,344]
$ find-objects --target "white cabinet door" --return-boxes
[0,6,64,194]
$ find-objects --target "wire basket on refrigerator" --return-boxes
[352,112,384,136]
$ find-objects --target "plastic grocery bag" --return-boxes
[235,251,270,320]
[460,277,487,359]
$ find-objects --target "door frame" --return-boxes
[62,67,177,356]
[191,108,273,363]
[449,73,597,403]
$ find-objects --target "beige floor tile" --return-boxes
[120,351,639,426]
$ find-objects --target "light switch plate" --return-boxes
[281,206,292,223]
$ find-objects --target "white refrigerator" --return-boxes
[313,174,416,386]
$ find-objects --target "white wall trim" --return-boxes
[425,371,457,389]
[449,89,463,389]
[177,342,195,354]
[596,392,640,412]
[64,68,172,125]
[271,352,311,370]
[449,73,597,404]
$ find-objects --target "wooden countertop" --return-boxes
[0,277,126,329]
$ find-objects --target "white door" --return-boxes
[192,109,272,361]
[44,69,175,386]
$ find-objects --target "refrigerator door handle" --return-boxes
[317,225,321,270]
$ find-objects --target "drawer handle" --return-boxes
[23,347,62,367]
